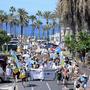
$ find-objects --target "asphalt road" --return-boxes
[16,80,74,90]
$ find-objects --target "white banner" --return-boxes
[30,69,44,80]
[44,69,56,80]
[30,69,56,80]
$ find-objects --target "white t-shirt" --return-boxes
[6,67,12,76]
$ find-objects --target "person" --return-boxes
[62,67,69,88]
[32,62,36,69]
[12,61,19,82]
[74,64,79,75]
[39,64,44,69]
[74,73,89,90]
[67,62,73,79]
[79,74,89,89]
[65,57,69,64]
[56,67,63,84]
[5,63,12,81]
[74,77,81,90]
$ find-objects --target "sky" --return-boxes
[0,0,57,15]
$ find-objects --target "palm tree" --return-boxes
[9,6,16,16]
[4,13,8,32]
[0,10,5,29]
[9,6,16,35]
[42,25,46,40]
[56,0,90,35]
[50,12,57,40]
[29,15,36,38]
[18,8,29,37]
[44,24,52,43]
[43,11,51,42]
[35,20,43,39]
[36,10,42,19]
[13,17,19,37]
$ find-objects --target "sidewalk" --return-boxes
[0,83,15,90]
[86,77,90,90]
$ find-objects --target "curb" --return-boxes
[0,83,15,90]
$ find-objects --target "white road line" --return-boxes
[31,87,34,90]
[46,82,52,90]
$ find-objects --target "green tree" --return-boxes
[0,10,5,29]
[0,30,11,50]
[65,31,90,57]
[4,13,8,32]
[50,12,57,40]
[76,31,90,52]
[18,8,29,37]
[35,20,43,39]
[9,6,16,16]
[44,24,52,43]
[56,0,90,36]
[13,17,19,37]
[29,15,36,37]
[65,34,76,53]
[9,6,16,35]
[42,26,46,40]
[43,11,51,42]
[36,10,42,19]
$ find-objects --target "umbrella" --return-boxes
[55,47,61,53]
[25,58,36,68]
[25,58,36,64]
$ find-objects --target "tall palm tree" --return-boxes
[35,20,43,39]
[56,0,90,35]
[9,6,16,35]
[44,24,52,43]
[43,11,51,42]
[36,10,42,19]
[50,12,57,40]
[13,17,19,37]
[4,13,8,32]
[42,25,46,40]
[29,15,36,38]
[0,10,5,29]
[18,8,29,37]
[9,6,16,16]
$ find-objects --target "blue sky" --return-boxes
[0,0,57,15]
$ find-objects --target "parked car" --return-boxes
[0,66,5,82]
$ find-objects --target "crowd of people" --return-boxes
[0,38,89,90]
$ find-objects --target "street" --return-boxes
[15,80,74,90]
[0,80,74,90]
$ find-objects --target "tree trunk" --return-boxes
[0,23,3,30]
[21,25,23,38]
[14,26,16,38]
[52,28,54,41]
[5,23,8,33]
[59,18,61,43]
[10,24,12,35]
[38,28,40,40]
[32,27,35,38]
[47,30,49,43]
[47,19,49,43]
[42,30,44,40]
[70,0,76,36]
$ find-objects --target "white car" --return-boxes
[0,66,5,82]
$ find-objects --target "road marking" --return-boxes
[31,87,34,90]
[46,82,51,90]
[15,84,18,90]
